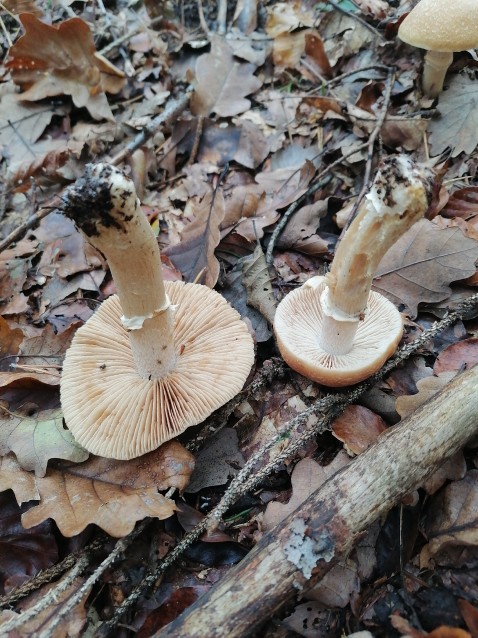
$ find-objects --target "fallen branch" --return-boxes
[157,363,478,638]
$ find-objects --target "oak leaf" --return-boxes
[331,404,387,456]
[420,470,478,567]
[191,37,262,117]
[0,440,194,537]
[262,453,350,531]
[164,189,226,287]
[0,405,88,477]
[428,74,478,157]
[6,14,125,121]
[374,218,478,317]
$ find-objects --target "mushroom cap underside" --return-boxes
[274,277,403,387]
[61,281,255,460]
[398,0,478,51]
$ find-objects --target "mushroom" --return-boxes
[274,156,434,387]
[397,0,478,98]
[60,164,254,460]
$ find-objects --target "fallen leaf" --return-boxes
[6,14,125,121]
[428,75,478,157]
[242,244,277,324]
[354,0,389,19]
[434,339,478,375]
[374,218,478,318]
[0,404,88,477]
[191,37,262,117]
[0,490,58,594]
[137,588,199,637]
[331,404,387,455]
[222,259,272,342]
[265,2,315,38]
[420,470,478,568]
[262,453,350,531]
[198,120,270,169]
[441,187,478,219]
[395,372,457,419]
[307,559,360,608]
[221,183,279,241]
[458,599,478,638]
[164,189,226,287]
[282,601,338,638]
[277,200,329,256]
[0,440,194,537]
[186,428,245,493]
[0,238,38,315]
[0,317,23,372]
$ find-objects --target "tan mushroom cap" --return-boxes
[274,277,403,387]
[61,281,254,459]
[398,0,478,51]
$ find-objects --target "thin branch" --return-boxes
[217,0,228,35]
[325,0,385,41]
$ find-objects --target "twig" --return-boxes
[265,174,331,265]
[4,522,147,635]
[0,90,192,254]
[323,64,390,88]
[0,548,94,633]
[97,291,478,635]
[36,522,147,638]
[217,0,228,35]
[197,0,210,36]
[342,67,395,233]
[325,0,386,41]
[109,88,192,165]
[98,16,166,55]
[187,115,205,167]
[0,538,106,607]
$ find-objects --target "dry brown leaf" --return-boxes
[242,244,277,324]
[277,200,329,256]
[374,218,478,318]
[395,372,457,419]
[6,14,125,121]
[191,37,262,117]
[0,440,194,537]
[331,404,387,456]
[262,453,350,531]
[428,75,478,158]
[307,559,360,608]
[221,183,279,241]
[434,339,478,375]
[164,189,226,287]
[198,120,270,169]
[0,317,23,372]
[441,187,478,219]
[354,0,389,19]
[420,470,478,567]
[265,2,315,38]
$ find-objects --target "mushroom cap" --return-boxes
[398,0,478,52]
[274,277,403,387]
[61,281,254,459]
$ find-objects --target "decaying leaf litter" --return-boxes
[2,0,478,636]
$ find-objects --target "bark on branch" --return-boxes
[157,364,478,638]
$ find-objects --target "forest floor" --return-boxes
[1,0,478,636]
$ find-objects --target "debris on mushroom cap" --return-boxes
[398,0,478,51]
[274,276,403,387]
[61,281,255,460]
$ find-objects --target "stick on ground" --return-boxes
[156,363,478,638]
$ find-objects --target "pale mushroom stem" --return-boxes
[422,50,453,98]
[318,156,433,356]
[63,164,177,380]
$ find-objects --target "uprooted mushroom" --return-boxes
[60,164,254,460]
[274,155,435,387]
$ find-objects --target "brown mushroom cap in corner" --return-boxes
[61,281,254,460]
[274,277,403,387]
[398,0,478,52]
